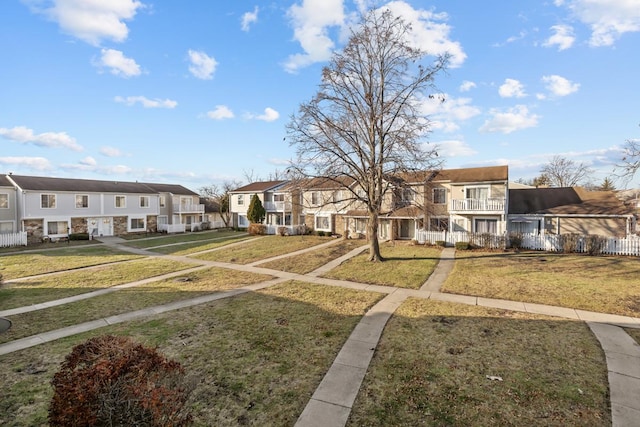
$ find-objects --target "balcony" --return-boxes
[264,201,292,211]
[450,198,505,213]
[173,204,205,214]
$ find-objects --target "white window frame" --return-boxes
[140,196,150,208]
[115,195,126,208]
[465,186,490,200]
[159,195,166,208]
[432,188,446,204]
[238,214,249,227]
[41,193,56,209]
[46,220,68,235]
[315,214,331,231]
[129,216,146,232]
[75,194,89,209]
[474,217,498,233]
[0,193,8,209]
[237,194,244,206]
[311,192,320,206]
[273,193,285,202]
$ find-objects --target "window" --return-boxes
[354,218,367,233]
[311,192,320,206]
[75,194,89,208]
[401,188,414,202]
[115,195,126,208]
[47,221,68,235]
[315,215,330,231]
[466,186,489,200]
[475,218,497,233]
[159,196,166,208]
[41,194,56,209]
[130,217,145,231]
[0,193,8,209]
[274,194,285,202]
[433,188,446,204]
[237,195,244,206]
[238,215,249,227]
[429,217,449,231]
[140,196,150,208]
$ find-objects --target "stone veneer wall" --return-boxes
[146,215,157,233]
[71,218,87,234]
[24,219,44,244]
[334,215,345,236]
[113,216,128,236]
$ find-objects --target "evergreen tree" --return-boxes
[247,194,266,224]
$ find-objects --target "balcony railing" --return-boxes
[264,201,292,211]
[450,198,505,213]
[173,204,205,214]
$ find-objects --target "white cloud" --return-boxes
[187,50,217,80]
[207,105,235,120]
[420,94,481,133]
[0,125,83,151]
[114,95,177,108]
[499,79,527,98]
[542,75,580,96]
[436,140,478,157]
[459,81,476,92]
[100,146,124,157]
[0,156,52,170]
[24,0,145,46]
[557,0,640,46]
[284,0,345,73]
[381,1,466,67]
[241,6,259,31]
[543,24,576,50]
[479,105,540,134]
[247,107,280,122]
[95,48,141,77]
[80,156,97,166]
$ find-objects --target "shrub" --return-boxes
[277,226,288,236]
[455,241,470,250]
[560,233,580,253]
[508,232,523,250]
[69,233,90,241]
[317,230,326,236]
[49,335,193,427]
[248,223,267,235]
[586,235,607,256]
[435,240,446,247]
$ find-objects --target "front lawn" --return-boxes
[443,250,640,317]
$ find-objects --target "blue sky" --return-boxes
[1,0,639,191]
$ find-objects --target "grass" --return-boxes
[0,246,143,280]
[443,250,640,317]
[257,239,366,274]
[121,230,245,249]
[0,258,196,311]
[144,235,253,256]
[0,267,274,344]
[323,242,442,288]
[0,282,384,426]
[348,298,610,426]
[191,235,332,264]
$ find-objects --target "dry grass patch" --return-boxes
[192,235,331,264]
[624,328,640,345]
[0,281,383,426]
[323,242,441,288]
[146,235,253,255]
[257,239,365,274]
[122,230,245,249]
[0,258,195,311]
[0,267,273,344]
[348,298,610,426]
[0,246,143,280]
[443,251,640,317]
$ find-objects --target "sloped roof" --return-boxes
[232,180,287,193]
[399,165,508,184]
[0,175,13,187]
[6,174,197,195]
[509,187,632,216]
[200,197,220,213]
[298,176,357,190]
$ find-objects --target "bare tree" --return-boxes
[540,155,594,187]
[617,133,640,183]
[199,180,241,228]
[287,9,447,262]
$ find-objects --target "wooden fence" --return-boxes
[0,232,28,248]
[415,230,640,256]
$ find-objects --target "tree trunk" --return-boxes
[367,211,383,262]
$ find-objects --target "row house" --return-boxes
[2,174,202,244]
[229,165,509,240]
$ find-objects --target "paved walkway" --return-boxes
[2,240,640,426]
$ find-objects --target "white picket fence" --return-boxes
[0,232,28,248]
[415,230,640,256]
